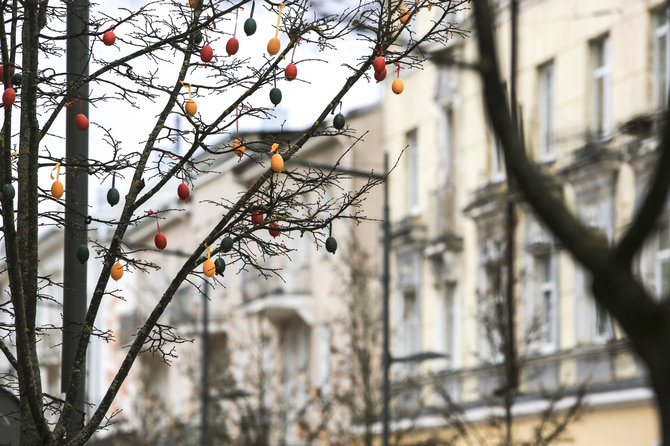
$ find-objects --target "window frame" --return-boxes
[590,35,611,141]
[653,7,670,111]
[538,60,556,161]
[406,129,420,216]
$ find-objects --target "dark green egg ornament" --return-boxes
[2,183,15,202]
[194,30,203,45]
[107,187,120,207]
[11,73,21,88]
[244,17,257,36]
[333,113,345,130]
[77,244,90,264]
[326,236,337,254]
[220,236,234,253]
[214,258,226,276]
[270,87,282,106]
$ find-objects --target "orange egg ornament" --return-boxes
[203,259,215,277]
[267,37,280,56]
[271,153,284,172]
[51,180,64,199]
[185,99,197,116]
[111,262,123,281]
[392,78,404,95]
[233,138,245,157]
[188,0,199,7]
[399,8,410,23]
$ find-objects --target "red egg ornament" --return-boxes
[226,37,239,56]
[103,30,116,46]
[155,232,167,250]
[75,113,89,131]
[269,221,280,238]
[177,182,190,201]
[373,56,386,73]
[200,44,213,63]
[285,63,297,81]
[252,210,263,225]
[3,88,15,107]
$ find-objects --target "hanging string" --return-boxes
[50,163,61,181]
[290,37,300,63]
[396,61,401,78]
[180,81,193,99]
[250,0,255,18]
[65,98,83,109]
[205,244,212,260]
[145,210,161,233]
[274,3,285,39]
[233,7,241,38]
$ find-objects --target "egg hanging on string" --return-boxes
[103,30,116,46]
[326,236,337,254]
[285,63,297,81]
[333,113,345,130]
[111,262,124,281]
[200,44,213,63]
[270,87,282,105]
[155,232,167,250]
[215,257,226,276]
[51,180,64,199]
[75,113,89,131]
[269,221,280,238]
[220,236,234,252]
[107,187,120,206]
[185,99,197,116]
[267,37,280,56]
[244,17,257,36]
[3,88,15,107]
[203,258,215,277]
[2,183,15,201]
[77,244,89,264]
[226,37,239,56]
[392,78,404,95]
[178,182,190,201]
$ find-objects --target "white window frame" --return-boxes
[538,61,555,161]
[534,252,558,353]
[591,36,611,141]
[654,7,670,110]
[406,129,420,216]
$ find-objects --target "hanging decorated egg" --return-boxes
[214,257,226,276]
[233,138,245,157]
[188,0,199,8]
[285,63,297,81]
[270,87,282,105]
[269,221,280,238]
[203,258,215,277]
[392,78,404,95]
[252,210,263,225]
[267,37,280,56]
[75,113,89,131]
[333,113,345,130]
[2,183,15,201]
[220,236,234,252]
[270,143,283,172]
[107,187,120,206]
[103,30,116,46]
[374,56,386,73]
[3,88,15,107]
[77,244,89,264]
[326,236,337,254]
[51,180,64,199]
[226,37,239,56]
[111,261,123,281]
[400,8,410,23]
[200,44,213,63]
[155,232,167,250]
[185,99,197,116]
[244,18,257,36]
[177,182,190,201]
[194,30,204,45]
[11,72,21,88]
[374,69,387,82]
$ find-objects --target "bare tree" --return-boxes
[471,0,670,442]
[0,0,468,443]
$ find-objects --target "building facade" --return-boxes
[383,0,666,444]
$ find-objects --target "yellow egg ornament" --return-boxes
[233,138,245,157]
[270,143,284,172]
[50,163,64,199]
[392,78,404,95]
[185,99,197,116]
[267,3,285,56]
[202,244,216,278]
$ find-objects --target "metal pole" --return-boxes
[62,0,89,438]
[381,153,391,446]
[201,283,210,446]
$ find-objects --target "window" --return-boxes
[400,289,421,355]
[538,61,555,160]
[654,7,670,110]
[439,106,454,185]
[396,252,422,357]
[436,283,457,367]
[656,218,670,298]
[533,253,557,351]
[406,129,420,215]
[591,36,611,140]
[283,322,310,410]
[489,123,505,182]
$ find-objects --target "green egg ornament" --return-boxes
[2,183,15,201]
[326,236,337,254]
[270,87,282,106]
[244,17,257,36]
[333,113,345,130]
[11,73,21,88]
[77,244,90,264]
[220,236,234,253]
[107,187,120,206]
[215,257,226,276]
[194,30,203,45]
